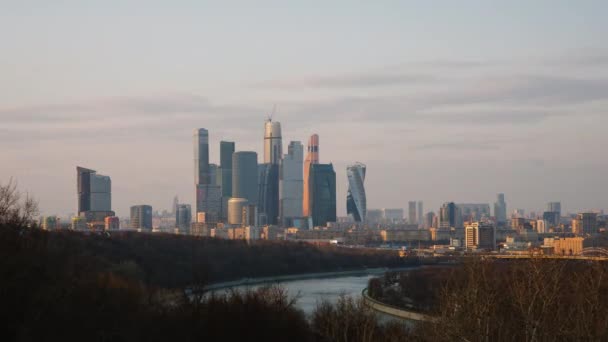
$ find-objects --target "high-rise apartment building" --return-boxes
[264,119,282,165]
[494,193,507,225]
[543,211,560,228]
[408,201,417,225]
[573,212,598,235]
[309,163,336,227]
[465,222,496,250]
[303,134,319,217]
[346,162,366,222]
[130,205,152,231]
[232,151,258,205]
[280,141,303,225]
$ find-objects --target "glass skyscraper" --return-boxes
[346,162,366,222]
[309,163,336,227]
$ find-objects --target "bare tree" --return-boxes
[0,178,38,228]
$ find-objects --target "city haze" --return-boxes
[2,1,608,217]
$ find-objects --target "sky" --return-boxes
[1,1,608,218]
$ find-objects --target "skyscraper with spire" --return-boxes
[264,119,282,165]
[303,134,319,217]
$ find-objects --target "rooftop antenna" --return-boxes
[268,104,276,122]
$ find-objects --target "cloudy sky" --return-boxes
[2,1,607,218]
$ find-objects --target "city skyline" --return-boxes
[2,1,608,217]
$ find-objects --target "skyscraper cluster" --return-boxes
[193,118,337,231]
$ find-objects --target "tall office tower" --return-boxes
[220,141,235,196]
[309,163,336,227]
[280,141,303,225]
[547,202,562,219]
[439,202,462,229]
[194,129,210,185]
[303,134,319,216]
[130,205,152,231]
[194,128,221,222]
[232,151,259,205]
[408,201,417,225]
[76,166,114,223]
[465,222,496,250]
[264,119,283,165]
[493,193,507,226]
[176,204,192,232]
[258,163,279,225]
[417,201,424,227]
[346,162,366,222]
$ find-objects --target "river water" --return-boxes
[223,274,376,316]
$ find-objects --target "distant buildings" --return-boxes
[458,203,491,222]
[494,193,507,225]
[104,216,119,230]
[308,163,336,227]
[543,211,561,228]
[417,201,424,227]
[572,212,598,235]
[176,204,192,232]
[465,222,496,250]
[346,162,366,222]
[130,205,152,231]
[76,166,115,227]
[280,141,303,226]
[408,201,417,225]
[41,216,59,230]
[439,202,463,229]
[547,202,562,218]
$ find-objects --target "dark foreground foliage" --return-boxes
[0,224,414,341]
[370,259,608,341]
